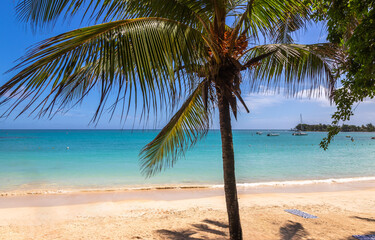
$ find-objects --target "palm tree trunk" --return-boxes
[217,91,243,240]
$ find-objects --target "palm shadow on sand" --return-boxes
[279,221,310,240]
[156,219,228,240]
[351,216,375,223]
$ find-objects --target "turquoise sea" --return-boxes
[0,130,374,192]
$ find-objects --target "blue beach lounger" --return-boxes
[353,235,375,240]
[284,209,318,219]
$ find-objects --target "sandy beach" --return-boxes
[0,184,374,240]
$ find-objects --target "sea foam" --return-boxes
[211,176,375,188]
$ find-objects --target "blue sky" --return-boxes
[0,1,374,129]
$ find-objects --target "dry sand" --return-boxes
[0,187,374,240]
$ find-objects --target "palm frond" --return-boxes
[226,0,247,16]
[227,0,254,53]
[269,10,310,44]
[243,43,341,97]
[140,81,211,177]
[16,0,213,29]
[0,18,208,122]
[240,0,308,41]
[98,0,214,25]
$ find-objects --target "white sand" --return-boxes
[0,187,374,239]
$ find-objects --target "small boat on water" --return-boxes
[267,133,279,136]
[292,131,308,136]
[346,136,351,138]
[371,137,375,139]
[256,131,263,135]
[292,114,308,136]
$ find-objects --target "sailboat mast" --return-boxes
[293,114,308,136]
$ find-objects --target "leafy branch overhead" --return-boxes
[308,0,375,149]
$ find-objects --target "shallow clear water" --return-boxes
[0,130,374,191]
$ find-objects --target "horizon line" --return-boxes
[0,128,295,131]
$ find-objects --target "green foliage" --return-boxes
[0,18,208,122]
[140,82,211,177]
[308,0,375,149]
[296,123,375,132]
[244,43,339,96]
[16,0,214,29]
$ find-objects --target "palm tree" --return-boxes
[0,1,340,239]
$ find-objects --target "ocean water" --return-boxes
[0,130,374,192]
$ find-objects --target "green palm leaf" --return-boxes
[239,0,308,41]
[0,18,208,121]
[16,0,213,29]
[140,81,211,177]
[269,10,310,44]
[243,43,341,97]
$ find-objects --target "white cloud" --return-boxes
[63,110,87,118]
[1,86,28,99]
[242,86,333,111]
[292,86,333,107]
[243,93,285,111]
[361,97,375,104]
[318,34,328,42]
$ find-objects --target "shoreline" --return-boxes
[1,175,375,197]
[1,178,374,209]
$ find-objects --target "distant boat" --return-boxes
[292,114,308,136]
[371,137,375,140]
[267,133,279,136]
[292,131,308,136]
[346,136,351,138]
[256,131,263,135]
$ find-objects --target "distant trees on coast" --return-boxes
[296,123,375,132]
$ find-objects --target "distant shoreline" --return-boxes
[0,129,315,131]
[1,129,375,133]
[295,123,375,132]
